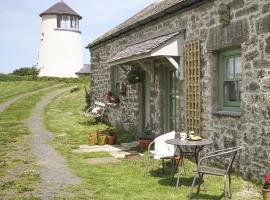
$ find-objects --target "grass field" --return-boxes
[44,87,261,200]
[0,81,57,103]
[0,80,78,199]
[0,91,47,199]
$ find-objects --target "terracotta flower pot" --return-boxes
[97,134,107,145]
[174,156,183,167]
[108,96,117,103]
[108,135,116,145]
[139,138,152,149]
[262,187,270,200]
[88,135,97,146]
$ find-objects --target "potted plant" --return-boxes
[88,132,97,146]
[138,126,154,150]
[107,128,117,145]
[96,129,107,145]
[261,173,270,200]
[126,70,144,84]
[104,89,120,103]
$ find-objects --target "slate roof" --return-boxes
[76,64,91,74]
[88,0,201,48]
[109,32,179,63]
[40,1,82,19]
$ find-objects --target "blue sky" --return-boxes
[0,0,154,74]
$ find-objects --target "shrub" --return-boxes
[0,73,90,84]
[84,87,91,110]
[12,67,40,77]
[114,124,138,143]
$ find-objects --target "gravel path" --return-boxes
[0,85,61,112]
[25,87,80,200]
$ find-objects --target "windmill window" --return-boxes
[57,15,79,30]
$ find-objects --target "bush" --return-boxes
[84,87,91,110]
[12,67,40,77]
[114,124,138,143]
[0,73,90,84]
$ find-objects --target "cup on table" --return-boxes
[180,132,187,140]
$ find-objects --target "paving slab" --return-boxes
[86,157,120,165]
[72,144,128,153]
[73,142,142,160]
[120,141,139,149]
[109,151,130,158]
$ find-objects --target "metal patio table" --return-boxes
[166,138,213,187]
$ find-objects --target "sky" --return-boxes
[0,0,154,74]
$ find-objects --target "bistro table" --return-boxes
[165,138,213,187]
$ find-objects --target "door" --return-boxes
[139,71,150,132]
[163,68,181,133]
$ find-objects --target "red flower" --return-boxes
[96,129,100,135]
[264,174,270,184]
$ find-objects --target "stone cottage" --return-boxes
[87,0,270,179]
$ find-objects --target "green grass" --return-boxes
[0,81,57,103]
[0,91,48,199]
[0,81,79,199]
[44,88,261,200]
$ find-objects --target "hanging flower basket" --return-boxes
[126,70,144,84]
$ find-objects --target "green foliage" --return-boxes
[0,73,90,84]
[84,87,91,110]
[126,69,145,84]
[112,124,138,143]
[12,67,40,77]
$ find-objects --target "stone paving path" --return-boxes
[73,142,142,160]
[0,85,61,112]
[25,87,80,200]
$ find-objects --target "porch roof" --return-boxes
[108,32,183,65]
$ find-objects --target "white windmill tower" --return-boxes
[38,0,83,78]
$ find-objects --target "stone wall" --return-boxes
[89,0,270,180]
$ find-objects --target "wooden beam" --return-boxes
[136,60,153,75]
[165,56,184,80]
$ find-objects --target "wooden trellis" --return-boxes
[184,40,201,135]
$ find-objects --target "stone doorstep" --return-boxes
[85,157,121,165]
[120,141,139,149]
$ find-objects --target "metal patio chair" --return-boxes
[144,131,176,176]
[188,146,243,200]
[80,101,106,122]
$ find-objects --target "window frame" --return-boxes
[57,14,79,30]
[110,65,120,97]
[218,49,242,111]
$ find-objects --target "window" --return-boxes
[219,49,242,111]
[57,15,79,30]
[110,66,120,97]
